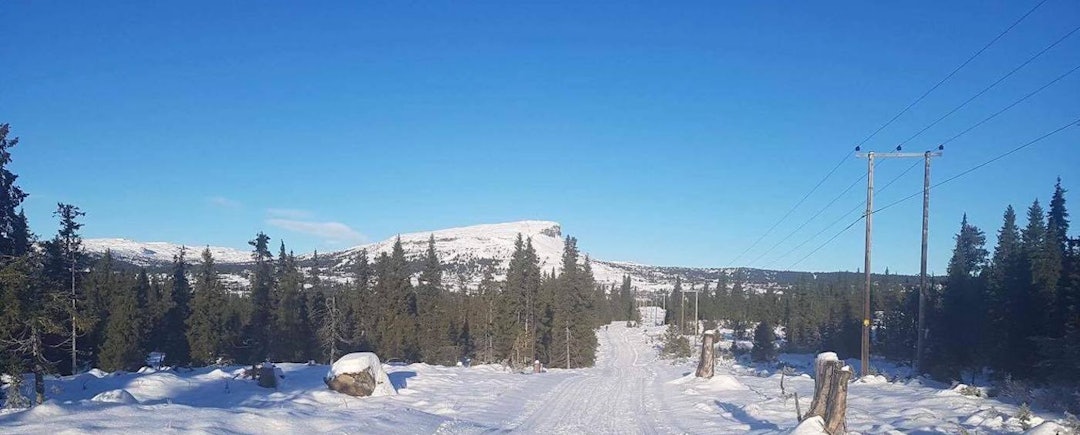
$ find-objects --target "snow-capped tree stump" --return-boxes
[823,366,852,434]
[801,352,850,434]
[695,330,716,379]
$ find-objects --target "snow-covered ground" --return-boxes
[1,310,1073,434]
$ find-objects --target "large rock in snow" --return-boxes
[324,352,396,397]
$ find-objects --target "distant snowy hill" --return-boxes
[81,238,252,267]
[82,220,913,292]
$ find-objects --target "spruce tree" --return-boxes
[476,263,499,364]
[272,248,311,362]
[98,271,142,372]
[187,248,226,366]
[0,124,29,258]
[349,249,374,351]
[751,320,777,362]
[84,251,122,368]
[374,238,417,361]
[159,248,192,366]
[415,235,456,364]
[936,214,988,377]
[243,232,274,363]
[987,206,1025,372]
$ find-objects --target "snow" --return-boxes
[90,389,138,405]
[326,352,397,397]
[2,307,1076,434]
[786,416,826,435]
[82,238,252,266]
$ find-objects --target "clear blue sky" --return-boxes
[3,1,1078,274]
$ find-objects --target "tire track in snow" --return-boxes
[494,324,679,435]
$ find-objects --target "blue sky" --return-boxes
[2,1,1078,274]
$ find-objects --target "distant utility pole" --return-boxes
[684,285,701,347]
[856,146,942,378]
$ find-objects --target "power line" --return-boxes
[896,23,1080,148]
[788,115,1080,270]
[853,0,1049,148]
[784,161,921,269]
[873,115,1080,215]
[727,153,848,266]
[729,2,1046,267]
[939,61,1080,147]
[775,60,1080,268]
[747,172,865,267]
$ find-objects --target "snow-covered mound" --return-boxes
[90,389,138,405]
[326,352,396,397]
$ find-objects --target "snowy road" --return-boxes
[500,324,679,434]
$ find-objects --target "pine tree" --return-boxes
[98,271,142,372]
[187,248,226,366]
[243,232,274,364]
[751,320,777,362]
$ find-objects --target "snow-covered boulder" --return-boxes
[324,353,396,397]
[91,389,139,404]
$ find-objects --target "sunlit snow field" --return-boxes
[0,309,1071,434]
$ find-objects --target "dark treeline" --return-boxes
[657,179,1078,390]
[0,125,630,405]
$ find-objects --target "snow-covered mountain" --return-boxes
[82,220,898,292]
[82,238,253,266]
[82,221,689,290]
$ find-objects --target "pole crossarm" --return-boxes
[856,151,942,159]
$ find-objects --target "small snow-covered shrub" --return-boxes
[958,384,983,398]
[999,374,1034,404]
[1017,402,1034,431]
[2,374,29,409]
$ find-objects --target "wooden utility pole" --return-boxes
[916,148,943,373]
[856,148,941,377]
[861,151,874,379]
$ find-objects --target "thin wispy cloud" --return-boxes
[207,196,242,209]
[267,208,314,220]
[267,218,367,246]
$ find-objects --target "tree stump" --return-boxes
[256,364,278,389]
[533,360,542,373]
[695,330,716,379]
[801,352,850,434]
[824,366,852,434]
